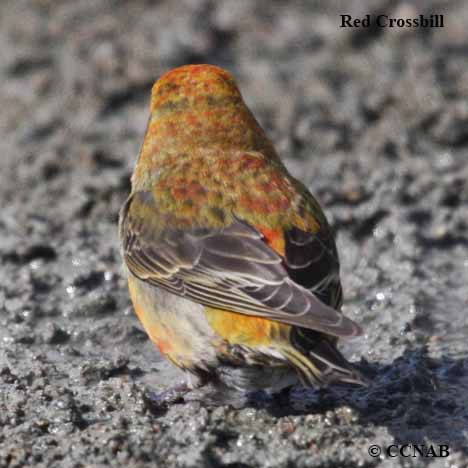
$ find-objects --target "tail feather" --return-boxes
[281,347,326,387]
[284,328,368,388]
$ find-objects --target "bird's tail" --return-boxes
[282,328,368,388]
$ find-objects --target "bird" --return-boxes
[119,64,366,401]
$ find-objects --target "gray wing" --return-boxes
[120,191,362,337]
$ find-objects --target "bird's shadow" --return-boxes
[260,347,468,454]
[141,346,467,454]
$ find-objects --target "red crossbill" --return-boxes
[119,64,365,397]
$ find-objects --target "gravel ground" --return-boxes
[1,1,468,467]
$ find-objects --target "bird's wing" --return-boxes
[119,191,362,337]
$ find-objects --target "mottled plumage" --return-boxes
[119,64,365,393]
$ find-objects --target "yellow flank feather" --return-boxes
[204,306,291,347]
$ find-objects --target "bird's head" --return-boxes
[133,64,278,183]
[150,64,242,112]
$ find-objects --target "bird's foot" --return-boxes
[144,382,191,409]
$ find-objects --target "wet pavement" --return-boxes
[1,1,467,467]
